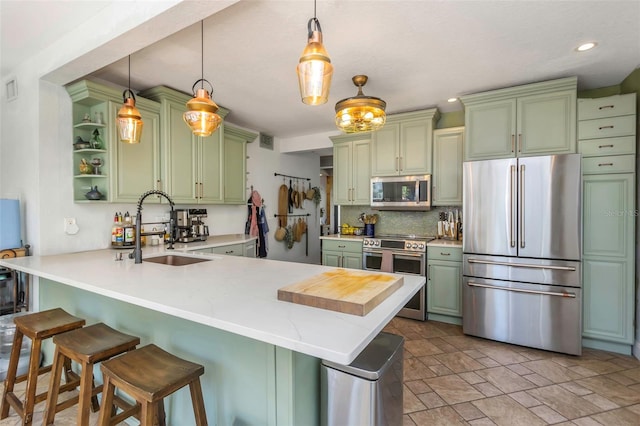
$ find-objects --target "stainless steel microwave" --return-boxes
[370,175,431,210]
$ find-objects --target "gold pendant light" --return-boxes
[116,56,143,144]
[296,0,333,105]
[184,20,222,137]
[335,75,386,133]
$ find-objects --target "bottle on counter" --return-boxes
[123,211,134,246]
[112,212,124,247]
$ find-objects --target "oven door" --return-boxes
[363,250,426,321]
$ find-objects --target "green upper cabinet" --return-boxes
[224,126,257,204]
[330,134,371,205]
[432,127,464,206]
[109,98,162,203]
[371,109,439,176]
[462,77,577,161]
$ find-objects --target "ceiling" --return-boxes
[3,1,640,140]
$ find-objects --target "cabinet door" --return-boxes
[342,253,363,270]
[212,243,243,256]
[582,257,633,343]
[351,139,371,205]
[464,99,516,161]
[322,250,341,267]
[110,101,162,203]
[244,242,256,257]
[433,127,464,206]
[199,129,224,203]
[517,90,576,156]
[427,260,462,317]
[582,174,633,258]
[400,119,432,175]
[333,142,353,205]
[371,123,400,176]
[224,133,247,204]
[164,100,198,203]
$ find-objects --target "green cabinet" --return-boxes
[224,126,257,204]
[370,109,439,176]
[110,99,162,203]
[461,77,577,161]
[190,241,256,257]
[432,127,464,206]
[330,134,371,205]
[321,239,362,269]
[427,245,462,324]
[579,93,636,355]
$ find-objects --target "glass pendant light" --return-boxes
[116,56,143,144]
[184,20,222,137]
[335,75,386,133]
[296,0,333,105]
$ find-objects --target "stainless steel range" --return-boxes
[362,234,434,320]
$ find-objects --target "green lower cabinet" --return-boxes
[427,258,462,325]
[321,240,362,269]
[581,172,635,355]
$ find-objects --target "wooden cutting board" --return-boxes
[277,269,404,316]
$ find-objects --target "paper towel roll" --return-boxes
[0,199,21,250]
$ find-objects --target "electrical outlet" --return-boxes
[64,217,79,235]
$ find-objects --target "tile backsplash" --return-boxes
[339,205,461,237]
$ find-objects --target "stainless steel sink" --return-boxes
[143,255,211,266]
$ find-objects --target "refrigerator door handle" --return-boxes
[467,281,577,298]
[510,165,516,247]
[467,258,577,271]
[519,164,525,249]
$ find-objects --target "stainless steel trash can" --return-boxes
[321,332,404,426]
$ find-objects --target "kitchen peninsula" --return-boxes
[0,236,424,425]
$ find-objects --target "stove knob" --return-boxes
[405,243,411,249]
[418,243,425,249]
[363,240,368,246]
[412,243,418,249]
[374,240,380,246]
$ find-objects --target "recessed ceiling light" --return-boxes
[447,98,458,103]
[576,42,597,52]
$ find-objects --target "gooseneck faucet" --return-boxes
[132,189,175,264]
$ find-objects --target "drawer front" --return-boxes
[578,115,636,140]
[428,246,462,262]
[578,94,636,120]
[212,243,243,256]
[322,239,363,254]
[578,136,636,157]
[582,155,636,175]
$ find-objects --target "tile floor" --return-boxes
[383,317,640,426]
[2,319,640,425]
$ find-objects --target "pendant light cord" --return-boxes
[201,20,204,90]
[314,0,316,18]
[128,55,131,91]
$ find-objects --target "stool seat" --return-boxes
[0,308,85,425]
[45,323,140,425]
[99,344,207,426]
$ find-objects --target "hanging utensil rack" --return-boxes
[274,172,310,181]
[274,213,310,218]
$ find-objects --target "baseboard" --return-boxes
[633,339,640,361]
[427,313,462,326]
[582,337,632,356]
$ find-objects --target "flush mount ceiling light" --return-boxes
[576,42,597,52]
[116,56,143,144]
[447,97,458,103]
[184,20,222,137]
[335,75,386,133]
[296,0,333,105]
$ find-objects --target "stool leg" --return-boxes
[22,335,43,425]
[76,361,94,426]
[44,346,66,425]
[140,400,155,426]
[97,375,115,426]
[189,378,208,426]
[0,329,24,419]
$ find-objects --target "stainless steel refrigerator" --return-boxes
[462,154,582,355]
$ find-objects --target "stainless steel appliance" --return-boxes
[363,234,433,320]
[172,208,209,243]
[371,175,431,210]
[462,154,582,355]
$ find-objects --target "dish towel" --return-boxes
[381,249,394,273]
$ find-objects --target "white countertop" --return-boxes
[0,235,423,365]
[427,239,463,248]
[319,234,365,242]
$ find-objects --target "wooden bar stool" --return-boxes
[44,322,140,425]
[98,344,207,426]
[0,308,85,425]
